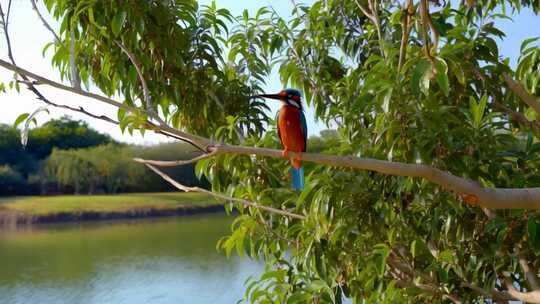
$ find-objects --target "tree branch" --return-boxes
[211,144,540,210]
[115,41,150,110]
[134,158,306,220]
[0,3,115,125]
[3,58,540,210]
[0,58,208,151]
[460,282,513,302]
[504,74,540,117]
[0,57,130,109]
[504,277,540,303]
[354,0,373,20]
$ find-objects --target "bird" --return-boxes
[255,88,307,190]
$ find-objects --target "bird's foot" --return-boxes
[282,149,289,159]
[292,152,302,169]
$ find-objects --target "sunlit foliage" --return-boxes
[11,0,540,302]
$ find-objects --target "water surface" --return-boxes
[0,215,261,304]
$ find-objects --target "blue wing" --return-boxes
[300,111,307,152]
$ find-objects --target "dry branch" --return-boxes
[134,158,306,220]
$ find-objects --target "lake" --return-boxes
[0,214,262,304]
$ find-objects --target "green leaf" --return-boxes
[296,180,314,207]
[439,249,454,263]
[411,58,433,96]
[438,268,449,283]
[434,58,449,96]
[447,58,466,85]
[410,240,417,258]
[42,42,55,57]
[528,217,540,252]
[111,11,127,37]
[373,243,390,277]
[13,113,29,128]
[308,280,329,292]
[469,95,487,128]
[287,292,311,304]
[521,36,540,52]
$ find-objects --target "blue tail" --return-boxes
[290,166,304,190]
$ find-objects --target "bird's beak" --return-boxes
[251,93,283,100]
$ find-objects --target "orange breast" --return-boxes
[278,105,305,153]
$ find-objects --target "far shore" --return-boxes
[0,192,224,227]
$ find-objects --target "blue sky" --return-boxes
[0,1,538,144]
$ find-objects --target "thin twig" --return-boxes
[30,0,60,43]
[354,0,373,20]
[115,40,167,127]
[132,150,218,167]
[135,160,306,220]
[5,0,11,28]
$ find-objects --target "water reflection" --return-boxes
[0,215,262,304]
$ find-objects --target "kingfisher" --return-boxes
[255,88,307,190]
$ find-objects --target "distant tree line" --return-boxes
[0,117,207,195]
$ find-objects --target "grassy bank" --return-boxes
[0,193,223,225]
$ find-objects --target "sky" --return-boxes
[0,0,538,145]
